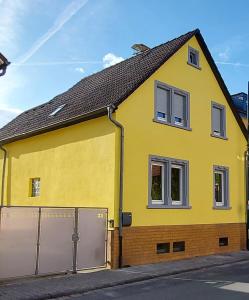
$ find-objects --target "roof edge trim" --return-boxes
[0,106,108,145]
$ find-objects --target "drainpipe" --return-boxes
[107,105,124,268]
[0,145,7,207]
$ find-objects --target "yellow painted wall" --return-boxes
[115,36,246,226]
[0,117,118,221]
[0,36,246,228]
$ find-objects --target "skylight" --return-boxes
[49,104,66,117]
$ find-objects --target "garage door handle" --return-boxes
[72,233,79,242]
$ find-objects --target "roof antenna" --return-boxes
[131,44,150,55]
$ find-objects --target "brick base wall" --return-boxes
[110,223,246,268]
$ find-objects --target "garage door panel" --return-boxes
[38,208,75,274]
[0,207,39,278]
[77,208,107,269]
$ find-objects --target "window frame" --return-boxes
[214,170,224,206]
[211,101,227,140]
[151,162,165,205]
[213,165,230,209]
[154,81,191,131]
[30,178,41,197]
[188,46,200,69]
[148,155,190,209]
[171,164,183,206]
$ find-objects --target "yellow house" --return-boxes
[0,29,247,272]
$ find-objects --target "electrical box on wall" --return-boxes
[122,212,132,227]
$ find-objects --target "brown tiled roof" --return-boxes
[0,29,246,144]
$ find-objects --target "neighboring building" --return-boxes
[231,92,248,127]
[0,53,10,76]
[0,29,247,277]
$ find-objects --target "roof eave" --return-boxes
[0,106,108,145]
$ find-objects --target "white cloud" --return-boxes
[0,0,29,55]
[0,107,22,128]
[218,47,230,62]
[17,0,89,65]
[0,67,26,125]
[103,53,124,68]
[216,61,249,67]
[0,1,28,127]
[0,0,89,128]
[75,67,85,73]
[13,60,101,66]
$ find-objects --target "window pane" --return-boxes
[171,166,181,202]
[173,93,186,126]
[190,52,197,65]
[213,107,222,135]
[31,178,40,197]
[156,87,170,121]
[215,172,223,204]
[151,164,163,203]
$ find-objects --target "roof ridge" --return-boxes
[71,28,199,86]
[5,28,243,144]
[22,28,199,114]
[145,28,199,53]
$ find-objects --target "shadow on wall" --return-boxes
[6,116,116,158]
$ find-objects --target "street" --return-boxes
[59,260,249,299]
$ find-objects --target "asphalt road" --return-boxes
[58,260,249,300]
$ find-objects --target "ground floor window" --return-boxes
[213,166,229,208]
[149,155,189,208]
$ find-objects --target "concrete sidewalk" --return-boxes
[1,252,249,300]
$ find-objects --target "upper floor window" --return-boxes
[188,46,200,69]
[213,166,229,209]
[211,102,227,139]
[149,155,189,208]
[30,178,40,197]
[154,81,190,130]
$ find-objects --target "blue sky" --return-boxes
[0,0,249,127]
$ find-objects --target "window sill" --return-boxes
[147,204,192,209]
[153,119,192,131]
[187,61,201,70]
[210,133,228,140]
[213,206,232,210]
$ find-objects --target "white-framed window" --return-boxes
[213,166,229,208]
[211,102,227,139]
[31,178,40,197]
[149,156,189,208]
[171,164,183,205]
[188,46,200,68]
[151,162,164,205]
[154,81,190,130]
[214,171,224,206]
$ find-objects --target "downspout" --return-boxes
[0,145,7,207]
[107,105,124,268]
